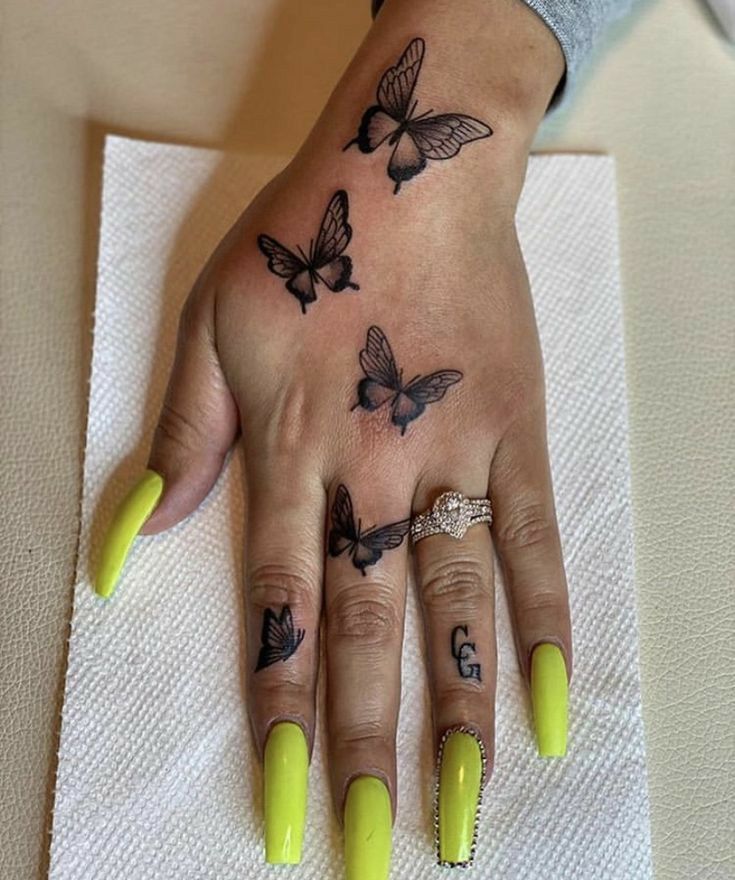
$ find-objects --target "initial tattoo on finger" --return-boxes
[254,605,305,671]
[343,38,493,194]
[257,190,359,314]
[351,325,463,435]
[451,625,481,681]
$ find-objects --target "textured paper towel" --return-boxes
[49,136,652,879]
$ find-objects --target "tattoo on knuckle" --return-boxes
[254,604,305,672]
[328,484,410,575]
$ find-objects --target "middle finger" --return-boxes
[324,473,412,880]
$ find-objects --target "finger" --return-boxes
[324,476,412,880]
[144,292,238,533]
[490,412,571,757]
[95,292,238,598]
[244,456,325,865]
[413,464,495,868]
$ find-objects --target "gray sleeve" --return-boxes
[522,0,636,104]
[371,0,637,105]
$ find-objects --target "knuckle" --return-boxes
[420,556,491,611]
[155,400,207,457]
[328,590,400,647]
[248,562,316,611]
[515,587,566,618]
[335,719,392,752]
[495,499,556,551]
[497,360,544,418]
[263,384,313,459]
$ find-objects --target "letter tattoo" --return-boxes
[451,625,481,681]
[257,190,359,314]
[328,484,410,575]
[351,326,463,435]
[343,38,493,193]
[254,606,305,671]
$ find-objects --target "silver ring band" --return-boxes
[411,491,493,543]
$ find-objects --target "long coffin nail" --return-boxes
[436,728,485,866]
[95,469,164,598]
[531,643,568,757]
[264,722,309,864]
[344,776,392,880]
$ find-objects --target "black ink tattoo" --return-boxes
[328,484,410,575]
[257,190,360,314]
[451,625,481,681]
[254,606,305,671]
[343,38,493,194]
[351,326,463,435]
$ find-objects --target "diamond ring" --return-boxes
[411,491,493,543]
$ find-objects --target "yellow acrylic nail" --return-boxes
[436,729,484,866]
[264,722,309,864]
[531,643,568,757]
[344,776,392,880]
[95,469,164,599]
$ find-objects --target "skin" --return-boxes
[140,0,572,823]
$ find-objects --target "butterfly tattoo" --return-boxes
[257,190,360,314]
[343,38,492,194]
[328,484,410,575]
[352,326,463,436]
[254,605,305,671]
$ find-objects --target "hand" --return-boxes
[97,0,571,874]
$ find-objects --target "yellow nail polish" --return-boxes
[531,643,568,757]
[264,722,309,864]
[344,776,392,880]
[436,729,484,866]
[95,469,164,599]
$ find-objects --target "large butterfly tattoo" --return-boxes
[343,38,493,194]
[254,605,305,672]
[257,190,359,314]
[328,484,410,575]
[352,326,463,436]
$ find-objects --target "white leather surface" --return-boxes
[1,0,734,878]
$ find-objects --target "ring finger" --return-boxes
[413,462,496,868]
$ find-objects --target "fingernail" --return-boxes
[264,722,309,864]
[95,469,164,599]
[436,728,485,866]
[531,643,568,757]
[344,776,392,880]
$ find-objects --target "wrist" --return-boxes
[296,0,564,209]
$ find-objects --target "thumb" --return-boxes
[95,292,238,598]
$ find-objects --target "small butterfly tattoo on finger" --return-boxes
[352,325,463,435]
[328,484,410,575]
[343,38,493,194]
[254,605,305,671]
[257,190,359,314]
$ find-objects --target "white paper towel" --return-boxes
[49,136,652,879]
